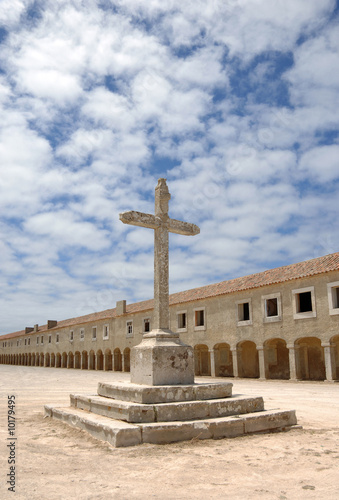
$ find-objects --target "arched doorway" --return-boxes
[45,353,50,367]
[295,337,325,381]
[113,348,122,371]
[330,335,339,380]
[50,353,55,367]
[81,351,88,370]
[61,352,67,368]
[96,350,103,370]
[104,349,112,371]
[123,348,130,372]
[194,344,211,376]
[56,353,61,368]
[264,338,289,379]
[237,341,259,378]
[74,351,81,369]
[213,343,233,377]
[89,350,96,370]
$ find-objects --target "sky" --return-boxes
[0,0,339,334]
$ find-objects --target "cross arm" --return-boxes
[119,211,160,230]
[168,218,200,236]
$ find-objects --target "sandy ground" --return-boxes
[0,366,338,500]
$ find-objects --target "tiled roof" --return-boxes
[1,252,338,340]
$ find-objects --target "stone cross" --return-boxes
[119,178,200,333]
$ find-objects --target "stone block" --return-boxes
[97,381,233,404]
[130,335,194,385]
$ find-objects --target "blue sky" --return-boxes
[0,0,339,334]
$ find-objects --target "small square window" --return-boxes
[266,298,278,317]
[292,287,316,319]
[238,302,250,321]
[262,293,282,323]
[143,318,150,333]
[236,299,252,325]
[80,328,85,340]
[194,308,206,331]
[177,312,187,330]
[103,325,109,339]
[126,321,133,337]
[297,291,312,313]
[92,327,97,340]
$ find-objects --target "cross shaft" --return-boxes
[119,178,199,331]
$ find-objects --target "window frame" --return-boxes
[103,324,109,339]
[126,320,133,338]
[80,328,85,341]
[142,317,151,334]
[261,292,282,323]
[92,326,97,341]
[176,310,187,333]
[236,299,253,326]
[292,286,316,319]
[193,307,206,331]
[327,281,339,316]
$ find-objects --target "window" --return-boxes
[48,335,52,344]
[41,336,44,344]
[143,318,151,333]
[70,330,74,342]
[56,334,59,343]
[126,321,133,337]
[36,337,39,345]
[327,281,339,316]
[177,311,187,332]
[103,325,109,339]
[28,338,30,346]
[92,327,97,340]
[25,339,27,346]
[262,293,282,323]
[292,286,316,319]
[80,328,85,340]
[236,299,252,325]
[194,308,206,331]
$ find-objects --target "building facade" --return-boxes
[1,252,339,382]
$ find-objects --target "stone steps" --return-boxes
[70,393,265,423]
[44,404,298,447]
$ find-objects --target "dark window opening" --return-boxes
[195,310,204,327]
[178,313,186,329]
[266,298,278,317]
[335,287,339,309]
[238,302,250,321]
[144,319,150,332]
[298,291,312,313]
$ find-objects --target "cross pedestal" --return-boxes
[120,178,200,385]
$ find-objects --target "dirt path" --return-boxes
[1,366,338,499]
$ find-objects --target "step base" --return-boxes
[44,405,298,448]
[70,393,264,423]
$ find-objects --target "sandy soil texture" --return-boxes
[0,365,338,500]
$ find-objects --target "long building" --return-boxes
[1,252,339,382]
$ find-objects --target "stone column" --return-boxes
[287,344,301,380]
[230,347,240,378]
[322,342,337,382]
[209,349,216,377]
[121,354,125,373]
[257,346,269,380]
